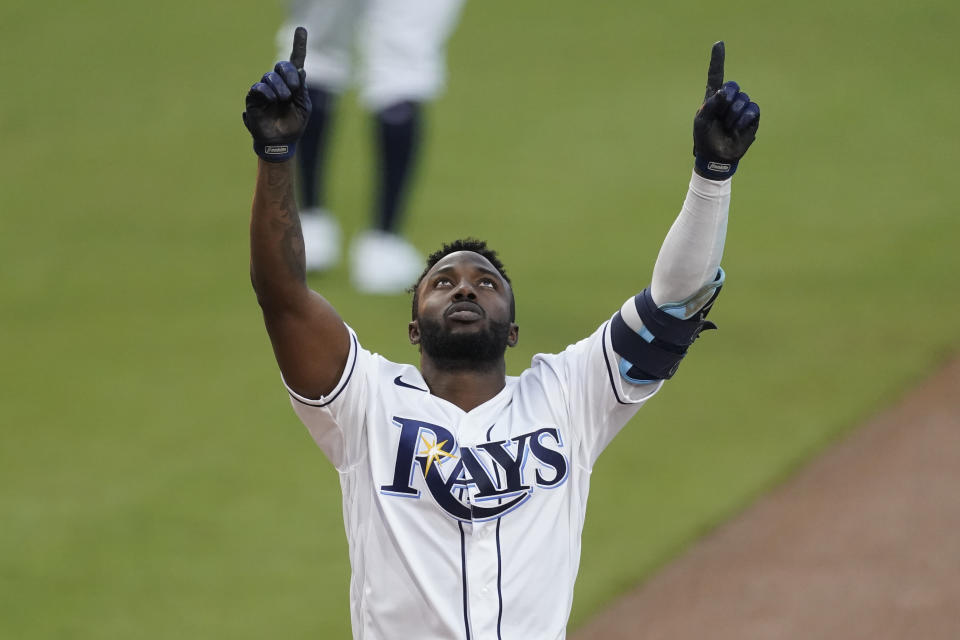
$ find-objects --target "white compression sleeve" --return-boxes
[650,171,731,307]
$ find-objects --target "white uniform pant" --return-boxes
[277,0,466,111]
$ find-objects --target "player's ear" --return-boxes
[507,323,519,348]
[408,320,421,345]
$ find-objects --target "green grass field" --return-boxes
[2,0,958,636]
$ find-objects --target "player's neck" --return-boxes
[419,357,507,412]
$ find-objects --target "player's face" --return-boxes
[410,251,518,369]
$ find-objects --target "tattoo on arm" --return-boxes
[264,163,306,284]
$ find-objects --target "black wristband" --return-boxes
[694,155,737,180]
[253,141,297,163]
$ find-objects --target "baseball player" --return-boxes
[276,0,466,293]
[244,28,759,639]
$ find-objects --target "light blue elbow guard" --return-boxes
[611,269,725,382]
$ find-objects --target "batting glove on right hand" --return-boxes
[243,26,312,162]
[693,42,760,180]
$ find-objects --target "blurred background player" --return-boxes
[276,0,466,293]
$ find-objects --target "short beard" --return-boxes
[417,316,511,372]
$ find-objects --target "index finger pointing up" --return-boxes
[290,26,307,70]
[705,41,725,101]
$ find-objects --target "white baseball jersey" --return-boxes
[285,317,662,639]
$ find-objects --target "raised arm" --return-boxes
[651,41,759,306]
[244,27,350,399]
[611,42,759,382]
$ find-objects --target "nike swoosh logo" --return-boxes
[394,375,427,392]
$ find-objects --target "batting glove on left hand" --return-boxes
[243,26,312,162]
[693,42,760,180]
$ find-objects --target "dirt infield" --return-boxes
[573,356,960,640]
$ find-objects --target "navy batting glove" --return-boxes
[693,42,760,180]
[243,27,312,162]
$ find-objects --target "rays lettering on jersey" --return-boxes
[380,417,568,522]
